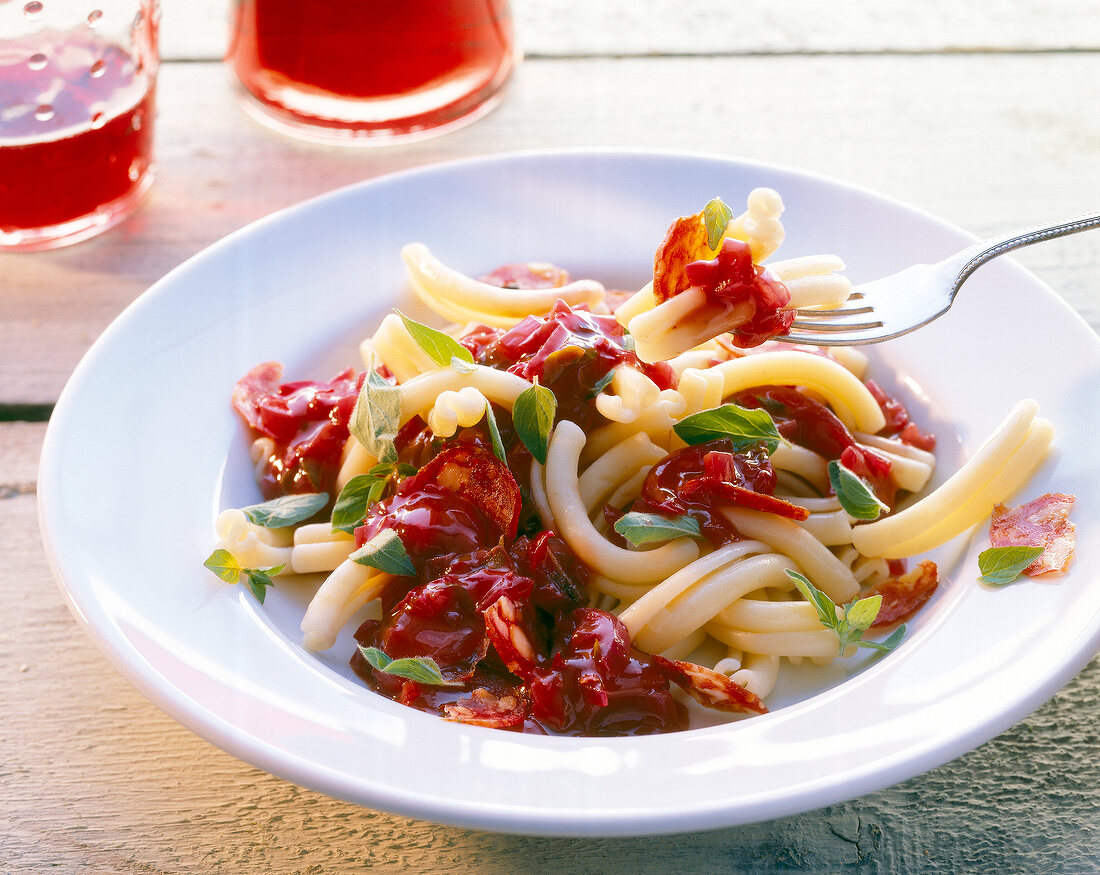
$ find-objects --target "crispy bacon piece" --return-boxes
[480,262,571,290]
[653,211,709,303]
[444,687,527,729]
[868,560,939,628]
[990,493,1077,575]
[653,656,768,715]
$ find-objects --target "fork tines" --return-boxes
[789,292,883,333]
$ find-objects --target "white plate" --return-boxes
[39,150,1100,837]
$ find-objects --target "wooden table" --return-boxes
[4,2,1099,870]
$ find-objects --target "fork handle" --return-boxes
[947,211,1100,296]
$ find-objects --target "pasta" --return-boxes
[209,189,1059,737]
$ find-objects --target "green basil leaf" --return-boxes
[396,310,475,367]
[350,528,416,576]
[483,402,508,464]
[672,403,781,454]
[613,511,702,546]
[203,549,241,583]
[786,569,839,630]
[450,355,477,374]
[844,594,883,633]
[242,492,328,528]
[331,475,381,535]
[852,623,907,652]
[351,367,401,465]
[977,545,1045,585]
[512,380,557,465]
[620,331,636,353]
[703,196,733,251]
[243,564,284,604]
[358,646,463,688]
[829,460,889,520]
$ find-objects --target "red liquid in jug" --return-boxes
[228,0,515,139]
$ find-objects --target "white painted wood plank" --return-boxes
[159,0,1100,61]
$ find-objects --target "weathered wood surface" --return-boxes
[3,2,1100,870]
[161,0,1100,60]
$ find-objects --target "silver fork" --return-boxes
[782,211,1100,346]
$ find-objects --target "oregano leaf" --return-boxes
[396,310,474,367]
[703,196,734,251]
[512,380,557,465]
[673,403,781,454]
[242,492,328,528]
[483,402,508,464]
[203,549,242,583]
[829,460,889,520]
[977,545,1045,585]
[613,511,703,546]
[350,528,416,576]
[358,646,462,687]
[351,366,401,465]
[331,475,380,535]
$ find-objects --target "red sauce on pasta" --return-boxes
[685,238,795,348]
[468,300,676,429]
[232,362,361,500]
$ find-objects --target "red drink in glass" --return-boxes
[227,0,517,144]
[0,32,156,250]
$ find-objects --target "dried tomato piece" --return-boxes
[865,380,936,451]
[868,560,939,627]
[484,299,675,428]
[528,609,686,735]
[231,362,361,499]
[458,323,505,361]
[736,385,855,460]
[357,445,523,567]
[511,531,589,613]
[379,580,490,682]
[636,439,792,542]
[679,238,794,348]
[679,478,810,522]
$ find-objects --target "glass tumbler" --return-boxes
[0,0,159,251]
[226,0,517,145]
